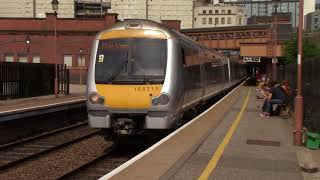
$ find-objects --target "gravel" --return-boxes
[0,136,112,180]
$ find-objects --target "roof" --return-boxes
[181,24,271,33]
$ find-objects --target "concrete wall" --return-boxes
[110,0,193,29]
[0,0,74,18]
[0,0,33,17]
[36,0,74,18]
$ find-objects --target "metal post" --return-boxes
[294,0,304,146]
[79,48,83,85]
[192,1,195,28]
[54,12,58,97]
[100,0,103,19]
[227,58,231,83]
[33,0,36,18]
[273,6,277,81]
[51,0,59,97]
[146,0,148,20]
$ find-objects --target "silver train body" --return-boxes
[86,19,246,136]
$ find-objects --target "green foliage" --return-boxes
[281,35,320,64]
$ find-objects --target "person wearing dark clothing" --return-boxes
[260,84,288,117]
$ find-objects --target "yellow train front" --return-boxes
[86,19,246,140]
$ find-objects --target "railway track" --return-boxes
[0,122,100,172]
[57,145,146,180]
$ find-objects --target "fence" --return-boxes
[277,59,320,132]
[0,62,69,100]
[57,64,70,95]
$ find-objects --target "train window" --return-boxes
[132,39,167,77]
[181,48,186,65]
[95,39,130,84]
[95,38,167,84]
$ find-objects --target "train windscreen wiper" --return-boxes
[132,59,152,84]
[107,60,128,83]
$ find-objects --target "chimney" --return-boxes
[161,20,181,32]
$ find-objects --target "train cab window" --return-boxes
[95,38,167,84]
[95,39,129,84]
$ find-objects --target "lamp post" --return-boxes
[294,0,304,146]
[272,0,278,81]
[26,35,31,62]
[79,48,83,85]
[146,0,149,20]
[51,0,59,97]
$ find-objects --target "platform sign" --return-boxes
[242,57,260,63]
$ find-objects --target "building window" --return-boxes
[239,18,242,25]
[202,18,206,25]
[221,17,225,24]
[209,10,212,14]
[64,55,73,67]
[5,54,14,62]
[227,17,231,24]
[78,56,85,66]
[19,55,27,63]
[228,10,231,14]
[215,10,219,14]
[194,18,197,21]
[222,10,225,14]
[203,10,206,14]
[215,18,219,25]
[315,18,318,23]
[32,56,40,63]
[209,18,213,24]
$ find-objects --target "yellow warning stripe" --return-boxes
[198,88,252,180]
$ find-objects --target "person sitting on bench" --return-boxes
[260,81,288,117]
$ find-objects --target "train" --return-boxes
[86,19,246,141]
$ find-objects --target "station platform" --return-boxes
[102,84,304,180]
[0,84,85,119]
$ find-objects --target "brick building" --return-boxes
[0,13,118,83]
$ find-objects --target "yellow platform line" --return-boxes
[198,88,251,180]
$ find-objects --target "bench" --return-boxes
[275,103,291,119]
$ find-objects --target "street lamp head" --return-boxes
[26,35,31,44]
[51,0,59,13]
[79,48,83,54]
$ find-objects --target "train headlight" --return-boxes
[89,93,105,105]
[152,97,160,106]
[89,93,99,104]
[158,94,170,105]
[152,93,170,106]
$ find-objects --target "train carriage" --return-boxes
[86,19,246,140]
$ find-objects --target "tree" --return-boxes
[281,35,320,64]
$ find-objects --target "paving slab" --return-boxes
[297,149,320,180]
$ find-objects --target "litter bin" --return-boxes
[306,131,320,150]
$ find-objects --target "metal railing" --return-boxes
[0,62,69,100]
